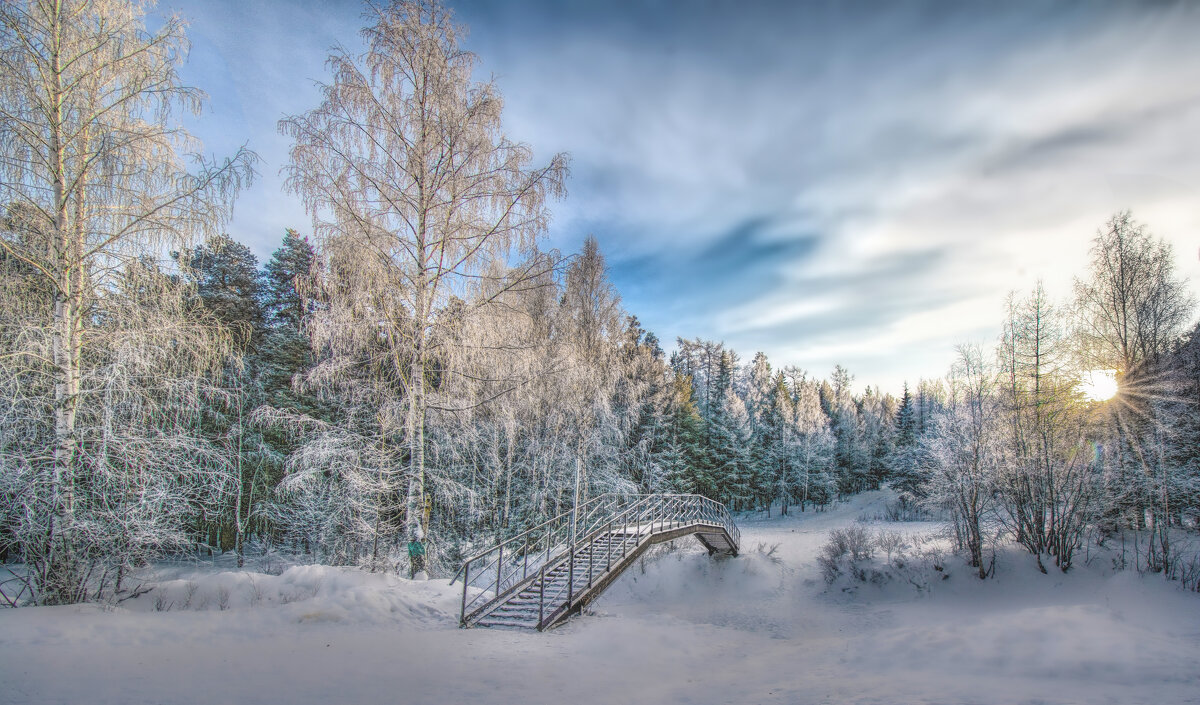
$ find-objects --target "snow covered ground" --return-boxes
[3,490,1199,705]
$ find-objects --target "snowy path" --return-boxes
[2,490,1199,705]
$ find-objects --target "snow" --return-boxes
[3,490,1199,705]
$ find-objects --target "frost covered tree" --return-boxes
[858,386,895,491]
[762,371,796,514]
[922,345,1000,578]
[783,367,835,510]
[997,283,1095,572]
[280,0,566,570]
[673,338,727,420]
[0,0,253,602]
[1159,324,1200,529]
[888,382,927,498]
[181,234,266,350]
[179,234,275,563]
[257,230,319,413]
[664,372,710,497]
[1073,212,1194,570]
[825,365,868,495]
[557,235,624,502]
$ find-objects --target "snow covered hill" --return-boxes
[2,490,1198,705]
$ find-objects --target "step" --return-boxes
[476,616,538,628]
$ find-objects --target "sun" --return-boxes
[1080,370,1119,402]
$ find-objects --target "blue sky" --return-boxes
[161,0,1200,394]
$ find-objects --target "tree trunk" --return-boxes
[406,242,428,577]
[44,5,83,603]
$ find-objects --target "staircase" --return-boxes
[452,494,740,631]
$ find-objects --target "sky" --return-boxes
[160,0,1200,394]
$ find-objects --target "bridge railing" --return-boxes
[451,493,739,626]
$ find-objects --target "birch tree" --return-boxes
[0,0,253,603]
[280,0,566,569]
[1073,212,1194,569]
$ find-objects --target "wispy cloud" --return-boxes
[167,0,1200,392]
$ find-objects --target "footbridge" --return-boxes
[452,494,740,631]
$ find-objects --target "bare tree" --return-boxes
[280,0,566,571]
[0,0,253,602]
[997,284,1095,572]
[1073,212,1195,569]
[1074,212,1193,377]
[923,344,999,578]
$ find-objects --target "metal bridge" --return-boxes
[451,494,740,631]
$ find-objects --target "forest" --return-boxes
[2,0,1199,610]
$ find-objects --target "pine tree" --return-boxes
[764,371,796,514]
[888,382,928,498]
[181,233,266,350]
[895,383,916,448]
[665,373,710,496]
[263,228,315,330]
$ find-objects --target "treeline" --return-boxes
[129,228,904,576]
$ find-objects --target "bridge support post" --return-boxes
[622,510,628,557]
[606,521,613,571]
[460,560,469,626]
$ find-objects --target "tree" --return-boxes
[998,283,1095,572]
[922,344,1000,578]
[557,235,622,503]
[181,233,266,350]
[258,230,319,413]
[895,383,916,448]
[664,373,710,497]
[0,0,253,602]
[1073,212,1195,570]
[826,365,866,494]
[1160,324,1200,533]
[1074,212,1193,379]
[888,382,927,498]
[783,367,835,511]
[263,228,315,330]
[763,370,796,514]
[280,0,566,571]
[707,353,754,508]
[179,233,280,566]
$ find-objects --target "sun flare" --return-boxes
[1080,370,1119,402]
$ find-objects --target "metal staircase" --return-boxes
[451,494,740,631]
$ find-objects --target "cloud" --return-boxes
[165,0,1200,393]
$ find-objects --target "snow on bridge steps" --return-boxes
[451,494,740,631]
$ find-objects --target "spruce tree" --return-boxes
[258,230,320,413]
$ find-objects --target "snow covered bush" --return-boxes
[817,526,874,583]
[819,527,954,592]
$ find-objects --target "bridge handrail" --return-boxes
[453,493,739,626]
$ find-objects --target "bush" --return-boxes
[817,527,874,583]
[818,527,952,590]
